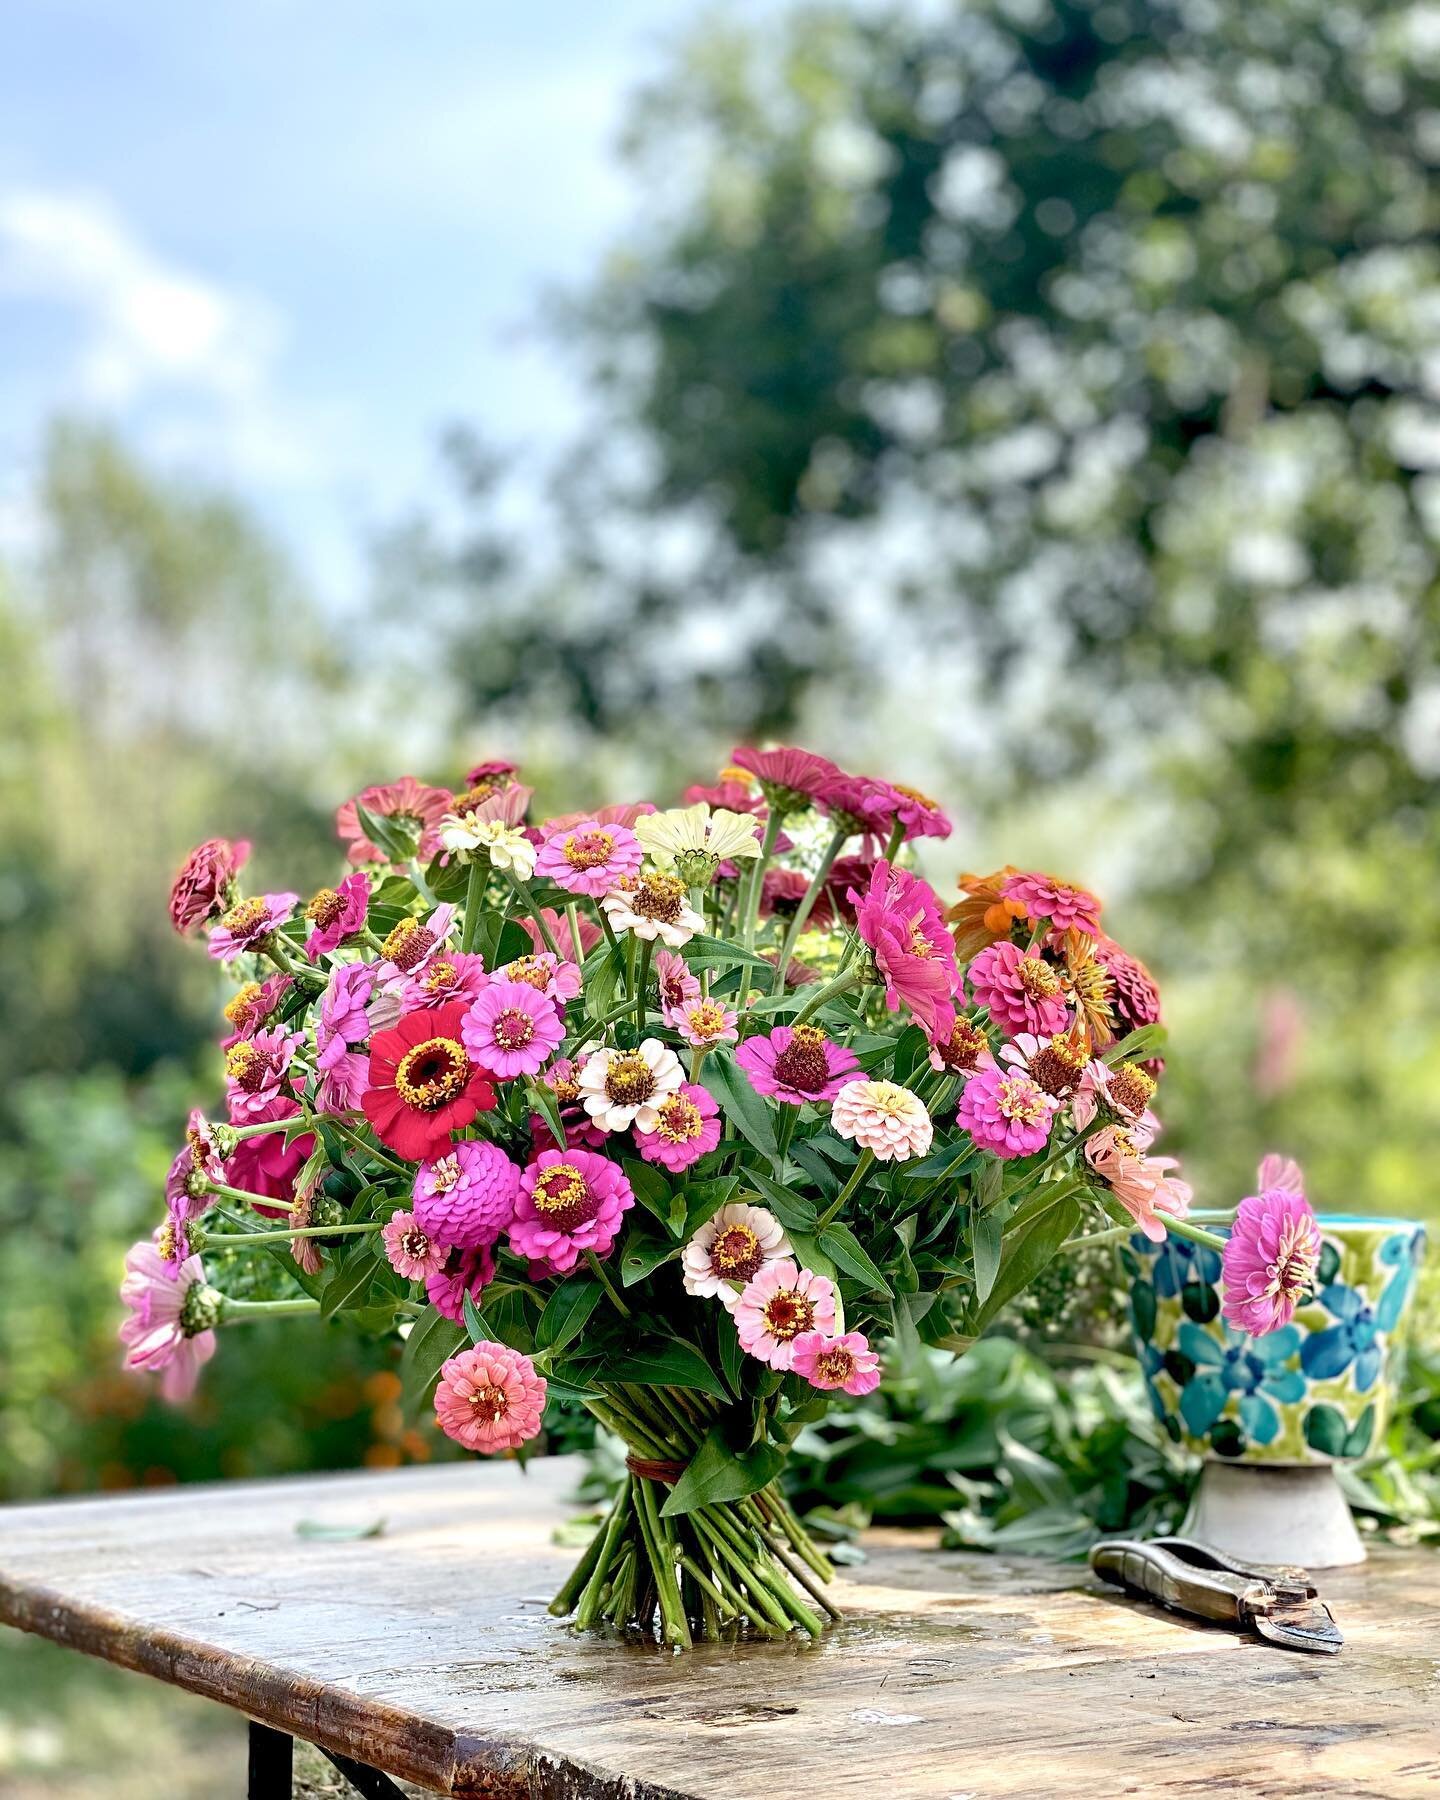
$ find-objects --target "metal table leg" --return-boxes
[247,1720,293,1797]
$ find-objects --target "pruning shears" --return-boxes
[1089,1535,1343,1654]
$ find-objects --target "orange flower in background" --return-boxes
[947,865,1026,961]
[1057,928,1116,1049]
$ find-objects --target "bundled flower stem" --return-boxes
[135,750,1307,1645]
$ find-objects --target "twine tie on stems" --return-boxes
[624,1454,688,1485]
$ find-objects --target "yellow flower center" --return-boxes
[604,1051,656,1107]
[394,1038,470,1109]
[815,1346,856,1385]
[384,917,437,971]
[224,982,263,1027]
[305,887,344,928]
[491,1007,536,1051]
[709,1222,762,1280]
[1018,956,1060,999]
[531,1163,598,1231]
[632,872,685,924]
[936,1017,986,1072]
[655,1094,704,1144]
[221,896,268,936]
[563,828,615,871]
[685,1001,730,1040]
[224,1042,273,1093]
[423,959,458,992]
[892,781,941,812]
[996,1076,1046,1124]
[504,955,551,992]
[761,1289,815,1341]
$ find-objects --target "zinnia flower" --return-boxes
[1000,1029,1092,1101]
[446,781,533,830]
[736,1025,859,1105]
[634,802,762,883]
[823,775,951,843]
[412,1140,521,1248]
[509,1148,635,1274]
[681,1202,789,1303]
[381,1210,448,1281]
[361,1001,496,1161]
[654,948,700,1014]
[375,905,457,978]
[440,815,537,878]
[792,1329,882,1396]
[225,1096,315,1210]
[1092,935,1162,1041]
[207,892,299,961]
[966,938,1071,1037]
[1071,1056,1158,1131]
[336,776,452,865]
[601,871,705,947]
[926,1014,990,1076]
[636,1083,722,1173]
[169,836,250,934]
[683,775,765,816]
[461,979,563,1079]
[667,997,738,1049]
[434,1341,547,1453]
[315,961,378,1102]
[496,952,582,1006]
[730,746,840,816]
[118,1240,218,1402]
[576,1039,685,1132]
[534,818,643,897]
[831,1078,933,1162]
[759,868,835,931]
[999,870,1102,937]
[733,1260,838,1370]
[221,973,292,1046]
[223,1026,304,1119]
[542,801,657,833]
[946,866,1027,962]
[401,950,492,1011]
[1057,929,1117,1050]
[956,1065,1057,1159]
[426,1243,497,1322]
[850,861,961,1040]
[1084,1126,1191,1243]
[303,871,370,960]
[459,756,520,798]
[1221,1159,1322,1337]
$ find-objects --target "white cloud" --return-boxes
[0,187,313,480]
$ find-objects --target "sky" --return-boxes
[0,0,775,601]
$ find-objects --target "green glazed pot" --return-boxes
[1124,1215,1426,1467]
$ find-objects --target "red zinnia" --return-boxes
[362,1002,495,1161]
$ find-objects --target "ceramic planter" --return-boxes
[1123,1214,1426,1567]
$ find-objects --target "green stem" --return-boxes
[740,811,784,952]
[504,869,560,956]
[203,1180,294,1213]
[229,1115,305,1142]
[1163,1214,1230,1255]
[219,1296,321,1323]
[883,819,906,864]
[460,857,487,956]
[1060,1225,1132,1252]
[565,903,584,964]
[208,1222,381,1248]
[634,939,653,1034]
[770,824,848,995]
[789,961,864,1028]
[323,1117,411,1177]
[816,1148,874,1229]
[772,1104,798,1174]
[585,1250,632,1319]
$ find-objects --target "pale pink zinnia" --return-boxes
[736,1025,859,1105]
[118,1240,217,1403]
[462,979,564,1079]
[534,818,644,897]
[636,1083,722,1173]
[335,775,453,865]
[831,1078,933,1162]
[668,996,738,1048]
[791,1329,882,1396]
[207,891,299,961]
[733,1260,838,1370]
[412,1141,522,1249]
[1084,1125,1192,1243]
[433,1341,547,1454]
[497,951,582,1006]
[1070,1057,1159,1138]
[681,1200,790,1301]
[1221,1160,1322,1337]
[401,950,492,1011]
[381,1210,448,1281]
[509,1148,635,1275]
[956,1065,1057,1159]
[966,939,1071,1037]
[999,870,1102,937]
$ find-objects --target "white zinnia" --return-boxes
[634,802,762,865]
[576,1039,685,1132]
[831,1078,933,1162]
[682,1203,791,1307]
[440,815,537,879]
[601,874,706,947]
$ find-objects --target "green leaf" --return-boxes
[619,1233,680,1287]
[622,1158,680,1235]
[352,798,420,863]
[400,1305,468,1418]
[659,1424,785,1517]
[1103,1024,1168,1066]
[701,1051,777,1159]
[319,1244,380,1320]
[683,933,774,971]
[818,1222,893,1296]
[536,1278,604,1353]
[583,938,628,1020]
[469,1285,537,1353]
[680,1174,740,1235]
[743,1168,817,1233]
[971,1204,1003,1307]
[605,1336,731,1399]
[784,1229,836,1280]
[902,1137,981,1183]
[973,1194,1084,1332]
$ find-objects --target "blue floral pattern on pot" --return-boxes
[1122,1218,1425,1466]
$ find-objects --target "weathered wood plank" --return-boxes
[2,1459,1437,1798]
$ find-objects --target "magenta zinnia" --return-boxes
[462,979,564,1079]
[956,1065,1056,1159]
[736,1025,859,1105]
[1221,1158,1322,1337]
[966,938,1070,1037]
[850,860,961,1039]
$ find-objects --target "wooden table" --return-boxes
[2,1459,1437,1799]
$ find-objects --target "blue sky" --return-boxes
[0,1,774,598]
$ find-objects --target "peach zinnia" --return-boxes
[434,1341,547,1453]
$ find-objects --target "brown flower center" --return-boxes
[604,1051,656,1108]
[491,1007,536,1051]
[394,1037,470,1109]
[1108,1062,1157,1116]
[563,828,615,871]
[761,1289,815,1342]
[469,1382,510,1423]
[771,1025,831,1094]
[632,872,685,924]
[815,1346,856,1385]
[531,1163,599,1231]
[710,1223,763,1280]
[221,896,268,937]
[1028,1036,1088,1096]
[1017,955,1060,999]
[935,1017,986,1073]
[400,1227,433,1261]
[384,918,437,971]
[225,1042,276,1093]
[305,887,344,928]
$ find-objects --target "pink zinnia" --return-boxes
[1084,1125,1192,1243]
[509,1148,634,1275]
[654,948,700,1014]
[542,800,657,833]
[730,745,840,814]
[733,1260,838,1371]
[497,952,582,1006]
[683,777,765,816]
[999,870,1102,937]
[162,1109,227,1265]
[118,1240,217,1403]
[1221,1159,1322,1337]
[791,1329,882,1396]
[207,891,299,961]
[636,1083,722,1172]
[304,871,370,960]
[462,979,564,1079]
[850,861,961,1039]
[412,1140,522,1249]
[425,1243,497,1322]
[736,1025,859,1105]
[535,818,644,898]
[759,867,836,930]
[381,1209,448,1281]
[1093,936,1162,1039]
[967,939,1070,1037]
[520,906,601,963]
[336,776,453,865]
[831,1078,933,1161]
[823,774,952,843]
[225,1095,315,1212]
[401,950,491,1011]
[221,972,292,1047]
[224,1026,304,1119]
[1070,1057,1159,1137]
[667,996,738,1048]
[169,836,250,934]
[434,1341,547,1454]
[956,1065,1057,1159]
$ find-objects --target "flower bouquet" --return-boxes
[135,748,1273,1646]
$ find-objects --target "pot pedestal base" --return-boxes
[1183,1460,1366,1569]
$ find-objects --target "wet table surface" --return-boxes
[2,1458,1438,1798]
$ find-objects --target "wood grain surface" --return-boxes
[2,1458,1437,1798]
